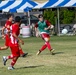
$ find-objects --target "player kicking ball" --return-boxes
[35,14,55,55]
[2,16,25,70]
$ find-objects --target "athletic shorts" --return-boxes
[5,34,10,46]
[10,44,20,57]
[41,33,50,40]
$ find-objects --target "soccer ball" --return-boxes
[62,29,68,34]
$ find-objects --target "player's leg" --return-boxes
[2,45,20,70]
[36,33,47,55]
[8,46,20,70]
[36,33,54,55]
[3,54,14,66]
[2,47,15,66]
[0,34,10,50]
[8,56,19,70]
[36,43,47,55]
[3,56,19,69]
[44,35,54,55]
[19,44,28,57]
[44,37,52,50]
[0,46,8,50]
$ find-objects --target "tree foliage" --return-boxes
[43,8,76,25]
[44,9,56,25]
[61,8,75,24]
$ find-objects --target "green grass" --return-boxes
[0,36,76,75]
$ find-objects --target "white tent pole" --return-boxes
[28,10,31,25]
[57,8,60,36]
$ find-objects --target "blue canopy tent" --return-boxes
[0,0,16,10]
[34,0,76,35]
[0,0,38,25]
[0,0,37,12]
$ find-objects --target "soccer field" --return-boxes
[0,36,76,75]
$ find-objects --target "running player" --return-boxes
[0,14,28,57]
[35,14,54,55]
[3,16,24,70]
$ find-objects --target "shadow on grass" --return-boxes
[44,52,64,55]
[21,54,33,58]
[16,65,44,69]
[54,52,64,55]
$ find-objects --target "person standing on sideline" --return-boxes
[35,14,54,55]
[2,16,24,70]
[0,14,28,57]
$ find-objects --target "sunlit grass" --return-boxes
[0,36,76,75]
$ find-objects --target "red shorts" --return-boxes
[41,33,50,40]
[5,34,10,46]
[10,44,20,57]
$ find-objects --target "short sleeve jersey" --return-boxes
[35,20,51,33]
[5,20,12,33]
[10,23,20,45]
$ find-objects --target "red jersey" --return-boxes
[4,20,12,46]
[10,23,20,45]
[4,20,12,34]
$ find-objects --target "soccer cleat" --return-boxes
[36,50,41,55]
[3,56,7,66]
[21,53,28,57]
[8,66,15,70]
[50,49,55,55]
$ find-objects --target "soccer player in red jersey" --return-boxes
[3,16,24,70]
[0,14,28,57]
[1,14,13,49]
[35,14,54,55]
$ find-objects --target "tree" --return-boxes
[60,8,75,24]
[43,9,56,25]
[43,8,76,24]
